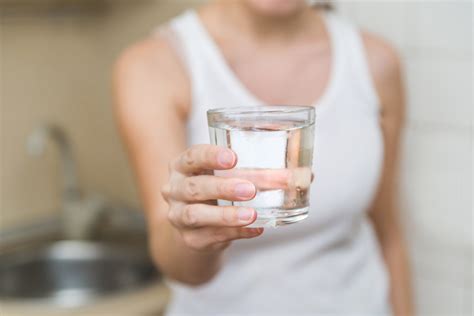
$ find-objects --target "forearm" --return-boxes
[149,219,223,286]
[382,235,414,316]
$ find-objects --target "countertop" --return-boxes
[0,282,170,316]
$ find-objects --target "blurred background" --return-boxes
[0,0,472,315]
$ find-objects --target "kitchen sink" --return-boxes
[0,240,159,307]
[1,125,161,307]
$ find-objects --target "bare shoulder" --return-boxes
[361,31,404,116]
[361,31,402,85]
[113,33,190,116]
[115,34,181,78]
[362,32,401,83]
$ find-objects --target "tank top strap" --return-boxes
[153,11,206,97]
[324,13,380,111]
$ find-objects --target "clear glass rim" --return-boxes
[207,105,315,116]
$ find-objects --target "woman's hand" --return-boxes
[161,144,263,252]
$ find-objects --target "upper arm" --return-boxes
[112,35,190,224]
[362,32,406,241]
[363,32,405,133]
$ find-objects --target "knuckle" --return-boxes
[167,208,177,225]
[167,204,184,226]
[184,178,200,199]
[169,181,180,199]
[183,148,195,168]
[161,184,171,200]
[220,207,236,225]
[198,144,216,167]
[205,146,219,163]
[215,180,228,198]
[182,205,199,227]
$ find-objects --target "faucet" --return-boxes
[27,124,108,239]
[27,124,81,204]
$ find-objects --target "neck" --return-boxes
[216,1,322,43]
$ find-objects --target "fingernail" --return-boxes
[234,183,255,198]
[238,208,254,221]
[217,150,234,167]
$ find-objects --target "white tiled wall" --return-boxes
[337,1,472,315]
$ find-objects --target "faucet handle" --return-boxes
[25,124,82,203]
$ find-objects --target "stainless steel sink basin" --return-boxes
[0,240,159,307]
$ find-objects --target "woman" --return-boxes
[114,0,413,315]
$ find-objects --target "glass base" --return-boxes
[246,206,309,228]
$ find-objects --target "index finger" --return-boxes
[173,144,236,175]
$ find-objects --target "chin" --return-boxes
[243,0,307,18]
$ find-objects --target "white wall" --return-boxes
[337,1,472,315]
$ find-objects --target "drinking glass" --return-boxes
[207,106,315,228]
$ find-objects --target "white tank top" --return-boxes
[160,10,391,315]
